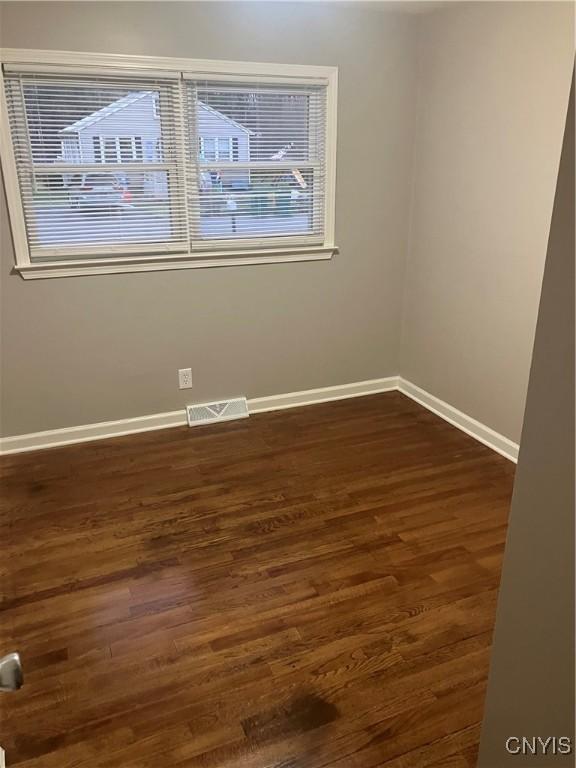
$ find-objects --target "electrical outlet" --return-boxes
[178,368,192,389]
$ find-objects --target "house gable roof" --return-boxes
[59,91,152,134]
[60,92,254,136]
[197,102,255,136]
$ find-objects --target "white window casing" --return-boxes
[0,49,338,278]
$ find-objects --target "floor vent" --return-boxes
[186,397,249,427]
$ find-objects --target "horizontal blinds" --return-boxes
[185,80,327,248]
[3,69,329,261]
[3,72,188,258]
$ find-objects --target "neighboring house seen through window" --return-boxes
[0,51,337,277]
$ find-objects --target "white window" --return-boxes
[0,50,337,278]
[189,79,329,249]
[198,137,232,162]
[94,136,144,163]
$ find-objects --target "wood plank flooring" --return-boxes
[0,392,515,767]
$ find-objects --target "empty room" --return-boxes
[0,1,574,766]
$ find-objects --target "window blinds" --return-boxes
[3,72,188,259]
[3,68,329,262]
[185,80,327,249]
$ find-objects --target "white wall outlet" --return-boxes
[178,368,192,389]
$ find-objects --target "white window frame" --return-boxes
[95,136,143,163]
[199,136,232,162]
[0,48,338,279]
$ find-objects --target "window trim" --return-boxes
[0,48,338,279]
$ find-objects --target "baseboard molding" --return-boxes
[398,378,519,463]
[249,377,399,413]
[0,376,517,461]
[0,410,188,455]
[0,377,399,455]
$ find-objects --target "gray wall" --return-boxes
[0,2,418,436]
[400,1,574,443]
[478,70,574,767]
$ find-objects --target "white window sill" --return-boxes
[14,245,338,279]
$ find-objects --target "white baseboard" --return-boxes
[249,377,399,413]
[0,375,518,462]
[398,378,519,463]
[0,377,399,455]
[0,410,188,455]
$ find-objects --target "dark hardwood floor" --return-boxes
[0,391,515,767]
